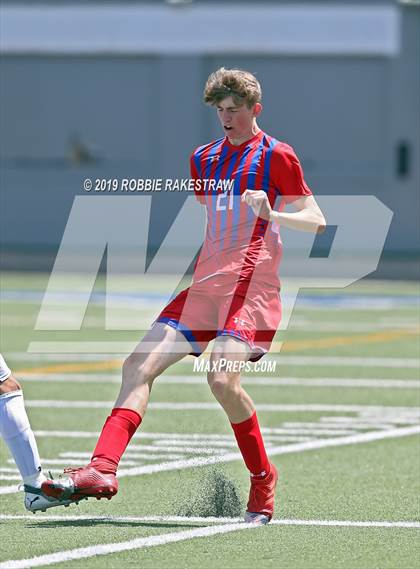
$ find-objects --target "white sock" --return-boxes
[0,391,46,488]
[23,471,47,489]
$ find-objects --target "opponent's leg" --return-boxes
[0,363,82,512]
[0,376,44,487]
[207,336,278,524]
[42,323,192,501]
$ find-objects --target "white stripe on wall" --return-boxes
[0,4,400,56]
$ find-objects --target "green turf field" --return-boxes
[0,272,419,569]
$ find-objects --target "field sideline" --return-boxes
[0,273,419,568]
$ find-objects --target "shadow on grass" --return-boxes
[25,519,200,530]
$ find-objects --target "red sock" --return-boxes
[231,411,270,478]
[89,408,142,474]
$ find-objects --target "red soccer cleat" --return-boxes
[244,463,278,525]
[41,466,118,502]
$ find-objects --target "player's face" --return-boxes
[216,96,261,145]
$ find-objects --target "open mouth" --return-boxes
[224,125,233,131]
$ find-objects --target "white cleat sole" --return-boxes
[24,492,87,513]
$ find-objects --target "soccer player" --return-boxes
[42,68,325,524]
[0,353,82,512]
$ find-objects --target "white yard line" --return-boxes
[138,429,355,437]
[320,416,420,424]
[269,356,420,368]
[0,484,24,494]
[128,436,312,446]
[288,320,419,332]
[29,427,418,440]
[5,317,417,331]
[6,354,122,362]
[1,422,418,496]
[60,451,186,459]
[0,515,419,569]
[18,373,420,389]
[0,521,258,569]
[1,514,419,569]
[0,476,21,481]
[1,514,419,529]
[282,422,392,431]
[116,424,420,477]
[22,337,420,354]
[6,353,420,368]
[29,430,313,440]
[16,459,143,467]
[62,444,227,455]
[188,377,420,390]
[1,424,418,495]
[19,374,116,383]
[24,400,420,414]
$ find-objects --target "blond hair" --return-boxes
[203,67,262,108]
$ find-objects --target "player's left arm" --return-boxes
[242,143,326,233]
[271,194,326,234]
[241,191,326,234]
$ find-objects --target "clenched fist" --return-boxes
[241,190,272,221]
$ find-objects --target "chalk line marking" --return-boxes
[22,328,419,356]
[269,356,420,368]
[320,415,420,424]
[7,353,420,368]
[1,514,419,528]
[30,430,317,440]
[0,515,419,569]
[23,401,420,414]
[4,315,418,332]
[0,521,258,569]
[115,424,420,477]
[0,476,21,482]
[282,421,391,431]
[1,425,419,495]
[18,373,420,389]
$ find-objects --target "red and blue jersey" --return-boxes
[190,130,312,294]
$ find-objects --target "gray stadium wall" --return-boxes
[0,2,419,276]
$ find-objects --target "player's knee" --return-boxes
[122,354,157,387]
[207,372,240,401]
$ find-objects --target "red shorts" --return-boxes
[155,284,281,362]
